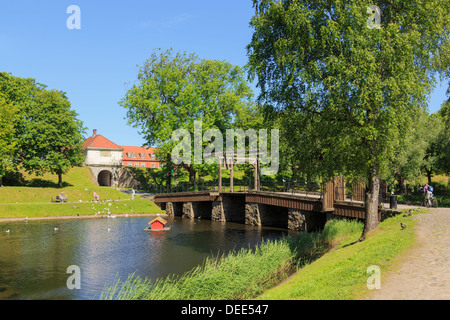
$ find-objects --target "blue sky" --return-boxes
[0,1,448,147]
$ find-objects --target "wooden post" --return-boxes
[253,158,260,191]
[230,161,234,192]
[218,157,222,193]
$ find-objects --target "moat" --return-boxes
[0,216,297,299]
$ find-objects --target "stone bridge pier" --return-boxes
[245,204,326,231]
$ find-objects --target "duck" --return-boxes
[401,223,407,229]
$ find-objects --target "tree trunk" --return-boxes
[359,172,380,241]
[166,169,172,192]
[58,173,63,188]
[426,169,432,185]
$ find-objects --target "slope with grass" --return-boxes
[0,167,164,219]
[257,211,418,300]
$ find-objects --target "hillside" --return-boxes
[0,166,164,219]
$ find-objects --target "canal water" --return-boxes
[0,216,296,300]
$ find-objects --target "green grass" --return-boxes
[0,196,164,219]
[0,166,164,219]
[100,218,364,300]
[100,209,420,300]
[258,211,418,300]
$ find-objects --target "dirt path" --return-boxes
[365,207,450,300]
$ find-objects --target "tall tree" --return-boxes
[247,0,450,239]
[120,48,258,188]
[0,94,19,186]
[19,89,86,187]
[0,72,85,187]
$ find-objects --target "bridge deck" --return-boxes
[153,190,372,220]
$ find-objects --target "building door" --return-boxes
[98,170,112,186]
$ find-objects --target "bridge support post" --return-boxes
[183,202,194,219]
[287,209,327,232]
[212,201,226,222]
[165,202,174,216]
[212,196,246,222]
[245,203,261,226]
[288,208,306,231]
[182,201,212,219]
[245,203,287,227]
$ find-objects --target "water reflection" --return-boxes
[0,216,296,300]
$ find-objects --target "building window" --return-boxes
[159,163,164,168]
[150,153,156,159]
[128,153,137,158]
[127,163,132,167]
[141,163,146,168]
[139,153,145,159]
[151,163,155,168]
[134,162,139,167]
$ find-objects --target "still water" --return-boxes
[0,216,296,300]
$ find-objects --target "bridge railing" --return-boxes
[259,180,323,197]
[150,180,324,197]
[150,180,253,194]
[334,186,387,204]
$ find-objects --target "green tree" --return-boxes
[20,89,86,187]
[0,72,85,187]
[0,95,19,186]
[247,0,450,238]
[120,48,259,188]
[435,97,450,174]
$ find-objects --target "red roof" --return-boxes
[121,145,159,161]
[149,217,167,225]
[83,134,123,150]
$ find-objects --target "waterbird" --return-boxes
[401,223,407,229]
[54,228,59,231]
[5,229,10,233]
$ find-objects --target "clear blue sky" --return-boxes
[1,1,448,147]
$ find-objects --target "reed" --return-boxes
[100,218,363,300]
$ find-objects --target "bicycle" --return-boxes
[421,195,438,208]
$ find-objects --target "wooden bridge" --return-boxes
[153,177,388,231]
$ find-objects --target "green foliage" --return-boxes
[247,0,450,180]
[247,0,450,232]
[0,94,19,185]
[120,48,263,184]
[0,72,86,186]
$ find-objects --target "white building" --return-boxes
[83,129,124,186]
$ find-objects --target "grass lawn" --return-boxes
[257,210,419,300]
[0,167,164,219]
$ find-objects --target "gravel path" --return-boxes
[365,207,450,300]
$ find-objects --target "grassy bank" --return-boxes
[101,209,418,300]
[258,211,418,299]
[0,167,164,219]
[0,196,164,219]
[100,219,363,300]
